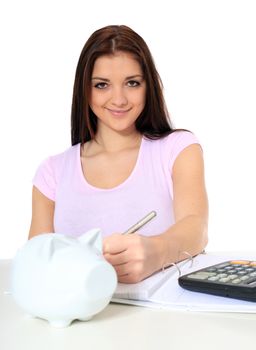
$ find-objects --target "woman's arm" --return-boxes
[28,186,55,239]
[103,143,208,283]
[159,143,208,265]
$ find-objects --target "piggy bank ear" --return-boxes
[39,234,74,261]
[78,228,102,252]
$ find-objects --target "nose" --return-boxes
[110,87,128,107]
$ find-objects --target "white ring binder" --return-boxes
[179,250,194,268]
[162,250,195,276]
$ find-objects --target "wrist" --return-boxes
[150,234,173,271]
[154,231,182,269]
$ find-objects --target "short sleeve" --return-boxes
[32,156,56,201]
[166,131,201,174]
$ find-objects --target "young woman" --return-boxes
[29,25,208,283]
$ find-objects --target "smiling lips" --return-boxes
[106,108,132,116]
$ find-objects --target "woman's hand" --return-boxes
[103,233,165,283]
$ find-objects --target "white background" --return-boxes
[0,0,255,258]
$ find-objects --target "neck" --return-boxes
[94,128,142,153]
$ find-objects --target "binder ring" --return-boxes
[161,250,194,276]
[179,250,194,268]
[162,262,181,276]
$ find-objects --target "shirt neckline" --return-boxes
[77,137,145,192]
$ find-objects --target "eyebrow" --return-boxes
[91,74,144,81]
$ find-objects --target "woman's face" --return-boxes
[89,52,146,135]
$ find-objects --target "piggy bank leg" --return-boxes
[78,316,93,322]
[49,319,73,328]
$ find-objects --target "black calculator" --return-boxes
[178,260,256,302]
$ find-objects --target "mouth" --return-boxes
[106,108,132,116]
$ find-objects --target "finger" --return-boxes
[103,233,128,254]
[118,274,132,283]
[104,252,129,266]
[114,261,144,281]
[118,272,144,284]
[114,262,131,276]
[117,266,150,283]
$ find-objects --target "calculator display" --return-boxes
[178,260,256,302]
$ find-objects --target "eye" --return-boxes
[94,82,108,89]
[127,80,140,87]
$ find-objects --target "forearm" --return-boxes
[152,214,208,270]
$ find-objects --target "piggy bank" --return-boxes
[10,229,117,327]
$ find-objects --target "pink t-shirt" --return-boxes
[33,131,199,238]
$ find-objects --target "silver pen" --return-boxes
[123,211,157,234]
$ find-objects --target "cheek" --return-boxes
[90,94,106,108]
[136,93,146,109]
[130,89,146,107]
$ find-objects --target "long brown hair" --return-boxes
[71,25,175,146]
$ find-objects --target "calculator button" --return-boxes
[237,271,247,275]
[206,267,217,272]
[187,274,208,280]
[228,274,238,280]
[231,278,241,284]
[217,273,228,278]
[208,276,220,281]
[224,266,234,270]
[197,272,216,276]
[219,277,230,283]
[250,272,256,277]
[245,268,254,273]
[240,275,250,281]
[188,271,217,279]
[230,260,250,265]
[216,269,226,273]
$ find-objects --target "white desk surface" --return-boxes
[1,259,256,350]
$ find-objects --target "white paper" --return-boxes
[112,253,256,313]
[113,260,188,300]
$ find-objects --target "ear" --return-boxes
[39,234,71,261]
[78,228,102,252]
